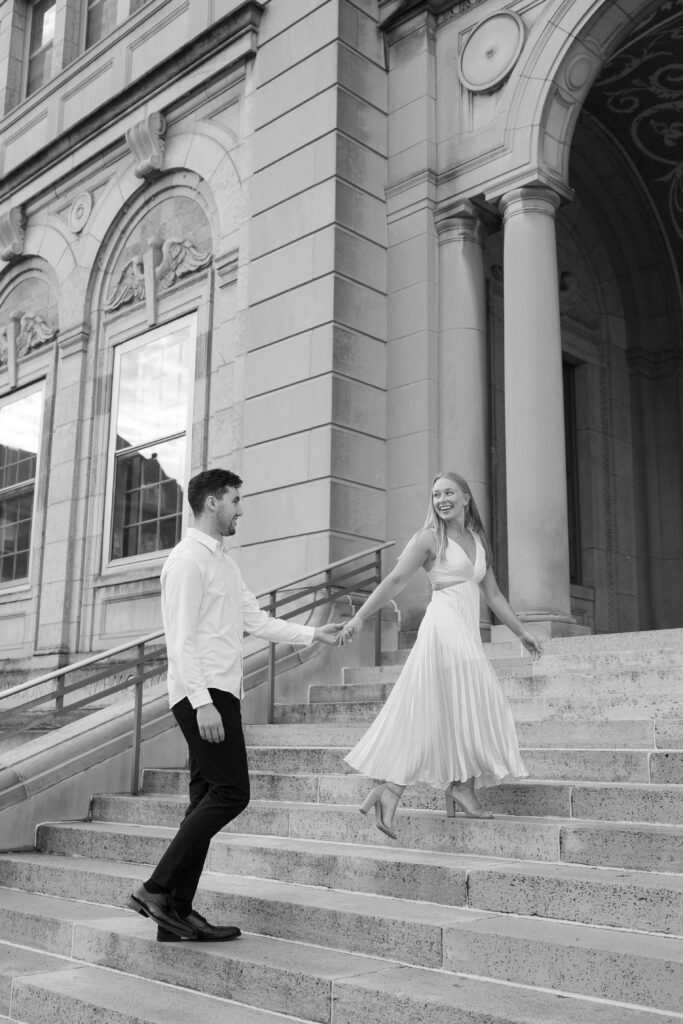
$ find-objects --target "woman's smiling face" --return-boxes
[432,477,469,522]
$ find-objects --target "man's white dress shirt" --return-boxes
[161,528,315,709]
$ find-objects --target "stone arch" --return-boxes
[502,0,663,192]
[80,125,241,277]
[84,171,217,323]
[0,258,61,375]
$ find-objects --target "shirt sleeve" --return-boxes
[162,558,213,709]
[241,580,316,646]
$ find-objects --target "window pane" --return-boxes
[110,440,185,560]
[130,0,153,12]
[0,391,41,491]
[29,0,56,52]
[0,487,35,582]
[116,327,192,451]
[27,43,53,96]
[86,0,118,48]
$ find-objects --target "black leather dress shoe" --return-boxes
[127,885,199,939]
[157,910,241,942]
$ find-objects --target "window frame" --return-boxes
[0,380,45,593]
[101,313,197,574]
[24,0,57,98]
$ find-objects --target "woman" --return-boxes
[338,472,542,840]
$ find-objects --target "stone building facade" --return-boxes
[0,0,681,669]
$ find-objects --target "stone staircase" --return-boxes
[2,629,683,1022]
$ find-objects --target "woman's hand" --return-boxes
[520,630,542,659]
[338,615,363,645]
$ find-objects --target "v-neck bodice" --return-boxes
[427,530,485,588]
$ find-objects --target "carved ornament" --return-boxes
[125,113,167,180]
[458,11,525,94]
[16,312,59,355]
[105,256,146,311]
[0,311,58,386]
[104,237,212,312]
[156,238,213,291]
[0,207,27,262]
[68,192,93,234]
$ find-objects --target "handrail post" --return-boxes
[374,548,382,667]
[130,641,145,795]
[55,675,64,713]
[267,590,277,725]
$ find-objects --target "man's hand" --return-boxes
[196,703,225,743]
[314,623,344,645]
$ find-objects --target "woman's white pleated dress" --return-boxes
[344,531,528,791]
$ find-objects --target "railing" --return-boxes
[0,541,394,794]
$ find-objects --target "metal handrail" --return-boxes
[0,541,394,793]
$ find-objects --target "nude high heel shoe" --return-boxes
[359,783,400,840]
[445,781,493,819]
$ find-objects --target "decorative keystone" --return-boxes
[125,112,167,180]
[0,206,27,262]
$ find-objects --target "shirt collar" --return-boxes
[186,527,222,555]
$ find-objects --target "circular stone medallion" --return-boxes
[458,12,525,93]
[68,192,93,234]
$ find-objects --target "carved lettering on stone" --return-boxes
[125,113,166,180]
[0,207,27,262]
[155,239,212,291]
[105,257,146,311]
[438,0,486,27]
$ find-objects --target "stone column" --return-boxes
[435,205,490,524]
[436,204,491,631]
[497,186,580,638]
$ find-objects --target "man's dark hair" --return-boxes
[187,469,243,516]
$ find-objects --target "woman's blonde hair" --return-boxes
[423,471,493,567]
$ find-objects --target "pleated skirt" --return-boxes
[344,582,528,791]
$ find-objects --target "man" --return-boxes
[128,468,341,941]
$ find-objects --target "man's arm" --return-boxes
[241,581,340,645]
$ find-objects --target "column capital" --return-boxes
[499,185,562,221]
[435,200,487,246]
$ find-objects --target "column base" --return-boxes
[490,619,591,642]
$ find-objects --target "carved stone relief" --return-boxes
[104,236,212,313]
[0,311,58,386]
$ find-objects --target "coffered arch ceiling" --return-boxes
[580,0,683,292]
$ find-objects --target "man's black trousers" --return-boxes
[146,688,250,915]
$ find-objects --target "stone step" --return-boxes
[270,699,565,726]
[2,856,683,1015]
[322,963,683,1024]
[143,767,683,826]
[0,940,79,1017]
[0,888,391,1023]
[382,645,683,672]
[246,719,675,750]
[7,962,305,1024]
[77,794,683,870]
[286,707,659,748]
[25,822,683,934]
[244,743,658,782]
[279,690,683,722]
[3,900,678,1024]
